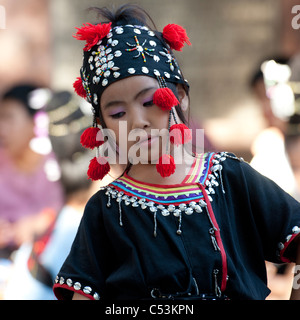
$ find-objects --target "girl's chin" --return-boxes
[130,152,161,165]
[126,138,165,164]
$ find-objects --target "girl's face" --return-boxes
[100,76,172,164]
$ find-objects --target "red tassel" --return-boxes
[156,154,176,178]
[73,77,87,98]
[80,127,104,149]
[87,157,110,181]
[153,88,179,111]
[162,24,191,51]
[74,22,112,51]
[169,124,192,146]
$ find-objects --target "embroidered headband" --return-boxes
[73,20,192,180]
[74,23,190,109]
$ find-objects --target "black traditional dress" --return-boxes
[53,152,300,300]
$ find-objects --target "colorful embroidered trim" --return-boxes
[110,152,215,205]
[54,276,100,300]
[182,153,209,184]
[278,226,300,263]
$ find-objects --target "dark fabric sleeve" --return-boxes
[53,190,110,300]
[232,158,300,263]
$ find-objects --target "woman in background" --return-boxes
[3,91,94,299]
[0,84,64,258]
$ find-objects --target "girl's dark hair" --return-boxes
[89,4,157,30]
[88,4,189,128]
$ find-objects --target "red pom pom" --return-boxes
[153,88,179,111]
[169,124,192,146]
[80,127,104,149]
[162,24,191,51]
[74,22,112,51]
[87,157,110,181]
[156,154,176,178]
[73,77,87,98]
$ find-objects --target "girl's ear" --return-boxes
[176,84,189,112]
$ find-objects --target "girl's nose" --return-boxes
[131,105,150,130]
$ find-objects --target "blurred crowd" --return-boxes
[249,53,300,299]
[0,85,95,299]
[0,2,300,301]
[0,81,131,299]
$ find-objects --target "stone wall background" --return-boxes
[1,0,300,158]
[50,0,281,119]
[0,0,51,89]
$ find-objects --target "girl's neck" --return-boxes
[126,151,195,185]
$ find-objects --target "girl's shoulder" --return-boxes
[182,151,245,185]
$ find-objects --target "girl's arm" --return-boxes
[73,292,90,300]
[290,238,300,300]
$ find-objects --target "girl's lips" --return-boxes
[138,135,158,147]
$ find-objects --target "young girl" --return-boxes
[53,4,300,300]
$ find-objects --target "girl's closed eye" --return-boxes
[110,109,126,119]
[143,98,154,107]
[111,112,125,119]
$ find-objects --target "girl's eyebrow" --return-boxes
[103,86,156,110]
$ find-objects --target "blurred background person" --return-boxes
[0,84,64,259]
[249,53,300,300]
[3,90,125,299]
[285,52,300,201]
[250,56,290,134]
[249,58,297,196]
[284,114,300,201]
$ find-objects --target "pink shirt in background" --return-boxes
[0,149,64,223]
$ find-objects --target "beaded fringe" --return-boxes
[103,152,240,239]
